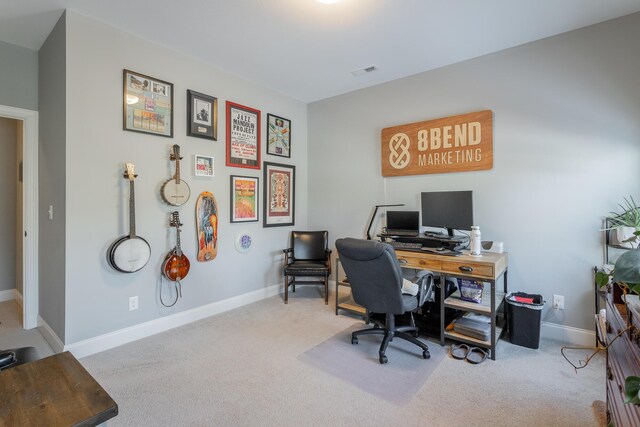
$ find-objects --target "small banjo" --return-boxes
[161,144,190,206]
[107,163,151,273]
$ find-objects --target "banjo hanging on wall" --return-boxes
[161,144,191,206]
[107,163,151,273]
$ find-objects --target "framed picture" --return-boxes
[187,90,217,140]
[226,101,261,169]
[267,113,291,158]
[263,162,295,227]
[230,175,259,223]
[123,69,173,138]
[194,154,214,177]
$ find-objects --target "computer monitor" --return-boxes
[421,191,473,236]
[385,210,419,233]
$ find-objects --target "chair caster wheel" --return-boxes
[351,337,358,345]
[379,355,388,364]
[423,350,430,359]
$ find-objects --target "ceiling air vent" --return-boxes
[351,65,378,77]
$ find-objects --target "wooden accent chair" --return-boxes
[283,231,331,304]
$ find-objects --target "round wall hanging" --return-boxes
[235,232,253,254]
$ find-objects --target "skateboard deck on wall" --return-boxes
[196,191,218,262]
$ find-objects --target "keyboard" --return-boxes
[383,230,419,237]
[388,241,462,256]
[388,241,422,250]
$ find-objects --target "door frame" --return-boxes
[0,105,39,329]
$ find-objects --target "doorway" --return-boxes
[0,105,38,330]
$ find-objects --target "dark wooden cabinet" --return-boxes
[605,288,640,426]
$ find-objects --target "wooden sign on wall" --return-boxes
[381,110,493,177]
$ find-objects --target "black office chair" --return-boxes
[0,347,39,371]
[283,231,331,304]
[335,238,431,364]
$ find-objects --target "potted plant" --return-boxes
[605,196,640,249]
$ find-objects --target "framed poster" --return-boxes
[187,90,217,140]
[263,162,295,227]
[267,113,291,158]
[123,69,173,138]
[194,154,214,177]
[226,101,261,169]
[230,175,259,223]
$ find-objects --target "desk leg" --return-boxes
[503,269,508,348]
[440,273,445,346]
[490,280,496,361]
[335,258,339,315]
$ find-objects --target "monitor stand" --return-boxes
[421,229,469,250]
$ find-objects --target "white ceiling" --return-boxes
[1,0,640,102]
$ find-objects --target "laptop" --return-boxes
[383,211,419,237]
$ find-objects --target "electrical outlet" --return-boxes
[553,294,564,310]
[129,296,138,311]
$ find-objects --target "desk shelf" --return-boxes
[444,289,506,314]
[444,321,505,349]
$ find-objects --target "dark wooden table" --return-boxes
[0,351,118,426]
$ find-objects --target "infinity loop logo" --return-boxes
[388,133,411,169]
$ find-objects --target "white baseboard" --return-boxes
[540,321,595,347]
[38,316,65,353]
[14,290,23,307]
[66,284,281,359]
[0,289,18,302]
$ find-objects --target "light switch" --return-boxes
[48,205,53,220]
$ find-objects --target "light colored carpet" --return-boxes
[300,322,446,405]
[0,300,54,357]
[0,289,606,426]
[77,286,605,427]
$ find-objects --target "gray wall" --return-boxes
[0,40,38,111]
[38,13,66,341]
[0,117,17,291]
[308,13,640,332]
[63,12,308,344]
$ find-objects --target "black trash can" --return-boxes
[506,292,545,349]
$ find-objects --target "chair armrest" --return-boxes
[283,248,294,268]
[416,273,434,307]
[325,249,333,272]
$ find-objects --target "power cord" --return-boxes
[160,276,182,307]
